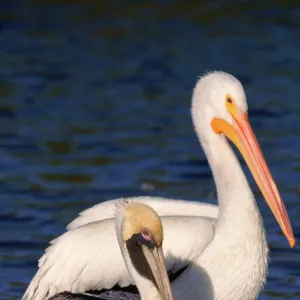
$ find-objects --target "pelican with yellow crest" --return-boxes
[46,201,173,300]
[24,71,295,300]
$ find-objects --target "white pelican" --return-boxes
[41,201,174,300]
[23,71,295,300]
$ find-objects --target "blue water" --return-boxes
[0,1,300,299]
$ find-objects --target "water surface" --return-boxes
[0,1,300,299]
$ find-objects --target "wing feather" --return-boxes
[67,197,218,229]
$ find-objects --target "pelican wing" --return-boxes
[68,196,218,229]
[23,198,216,300]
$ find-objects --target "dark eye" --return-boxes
[142,228,151,240]
[139,228,155,248]
[227,97,232,104]
[142,229,149,236]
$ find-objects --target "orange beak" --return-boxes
[211,102,295,248]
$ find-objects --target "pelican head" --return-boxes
[116,201,173,300]
[192,71,295,247]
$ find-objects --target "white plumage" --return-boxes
[23,71,294,300]
[44,201,174,300]
[24,199,215,299]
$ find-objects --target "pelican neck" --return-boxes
[200,134,260,228]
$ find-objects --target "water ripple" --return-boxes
[0,1,299,299]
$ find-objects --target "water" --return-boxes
[0,1,300,299]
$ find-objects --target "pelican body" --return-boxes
[46,201,173,300]
[23,72,295,300]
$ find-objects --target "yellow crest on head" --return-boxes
[122,202,163,246]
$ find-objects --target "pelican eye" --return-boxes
[139,228,155,248]
[142,228,151,240]
[227,97,232,104]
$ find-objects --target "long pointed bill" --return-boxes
[211,107,295,248]
[142,245,174,300]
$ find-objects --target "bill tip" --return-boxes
[289,237,296,248]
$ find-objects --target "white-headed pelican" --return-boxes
[23,71,294,300]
